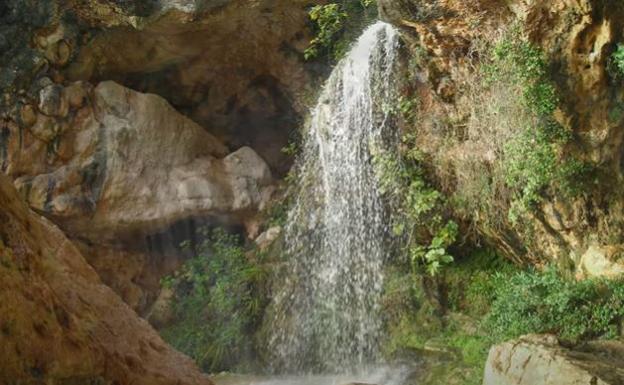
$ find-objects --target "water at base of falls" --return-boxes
[267,21,400,374]
[213,366,416,385]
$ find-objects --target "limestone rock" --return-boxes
[255,226,282,251]
[38,84,68,117]
[483,335,624,385]
[75,242,175,313]
[0,173,212,385]
[64,0,318,175]
[8,81,274,242]
[577,245,624,279]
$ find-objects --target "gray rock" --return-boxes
[38,84,68,117]
[483,334,624,385]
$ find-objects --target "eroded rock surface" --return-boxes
[484,335,624,385]
[380,0,624,271]
[0,173,212,384]
[6,80,273,243]
[1,0,318,312]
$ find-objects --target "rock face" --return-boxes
[7,80,273,242]
[483,335,624,385]
[577,245,624,279]
[380,0,624,271]
[0,0,319,313]
[66,0,318,175]
[2,79,274,312]
[0,173,212,384]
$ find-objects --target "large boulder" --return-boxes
[65,0,319,175]
[483,335,624,385]
[0,173,212,384]
[6,80,273,243]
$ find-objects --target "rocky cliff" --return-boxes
[1,0,322,314]
[379,0,624,274]
[0,173,211,384]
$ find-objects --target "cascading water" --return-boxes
[268,22,399,374]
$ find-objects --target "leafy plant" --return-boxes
[372,135,457,276]
[160,228,268,372]
[484,28,590,222]
[485,268,624,343]
[305,4,348,60]
[304,0,377,61]
[609,43,624,79]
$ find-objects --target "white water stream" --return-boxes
[267,22,401,375]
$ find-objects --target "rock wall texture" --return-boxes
[380,0,624,273]
[0,0,321,313]
[0,173,212,385]
[1,0,321,176]
[483,335,624,385]
[7,80,273,242]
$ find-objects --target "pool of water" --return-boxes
[212,366,419,385]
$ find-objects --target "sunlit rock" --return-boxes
[484,334,624,385]
[8,81,274,242]
[577,245,624,279]
[0,173,212,385]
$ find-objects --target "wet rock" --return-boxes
[484,334,624,385]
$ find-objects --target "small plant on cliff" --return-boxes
[160,228,268,372]
[304,0,378,61]
[372,135,457,276]
[608,43,624,79]
[484,29,590,222]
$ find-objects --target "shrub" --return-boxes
[609,43,624,79]
[480,28,592,222]
[304,1,377,61]
[486,268,624,343]
[372,137,457,276]
[160,228,268,372]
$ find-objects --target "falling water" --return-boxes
[268,22,400,374]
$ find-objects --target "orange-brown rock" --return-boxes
[0,173,212,384]
[380,0,624,271]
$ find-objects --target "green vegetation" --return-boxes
[486,268,624,343]
[484,30,589,221]
[384,248,624,384]
[609,43,624,79]
[305,0,378,61]
[372,135,457,276]
[160,228,269,372]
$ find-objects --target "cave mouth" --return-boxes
[63,3,320,177]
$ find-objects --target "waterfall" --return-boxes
[268,22,399,374]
